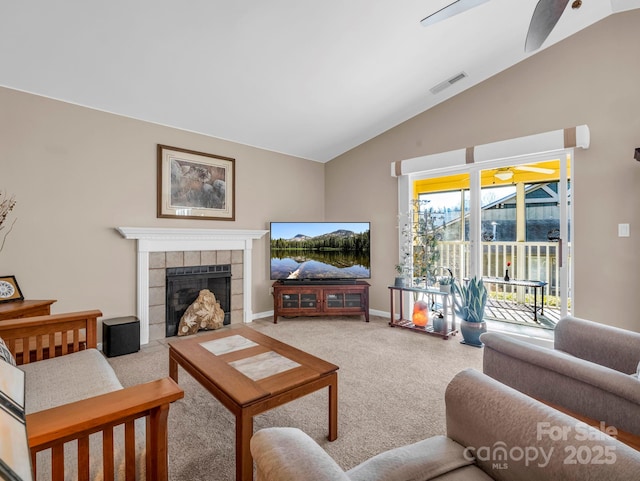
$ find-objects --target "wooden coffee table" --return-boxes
[168,326,339,481]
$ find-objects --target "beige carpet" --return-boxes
[107,315,484,480]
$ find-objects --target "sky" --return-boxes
[271,222,370,239]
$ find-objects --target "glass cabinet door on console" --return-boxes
[324,291,365,311]
[278,289,321,314]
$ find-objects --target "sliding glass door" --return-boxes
[478,159,570,325]
[409,153,572,326]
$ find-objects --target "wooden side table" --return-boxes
[389,286,457,339]
[0,299,56,321]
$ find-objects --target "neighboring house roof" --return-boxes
[429,182,568,242]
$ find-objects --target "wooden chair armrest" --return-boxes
[27,378,183,481]
[26,377,184,449]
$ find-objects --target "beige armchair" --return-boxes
[251,368,640,481]
[481,315,640,442]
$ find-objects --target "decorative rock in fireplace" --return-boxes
[166,264,231,336]
[176,288,225,335]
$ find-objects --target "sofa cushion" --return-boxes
[347,435,479,481]
[0,336,16,366]
[251,427,351,481]
[554,315,640,374]
[21,348,123,413]
[425,465,493,481]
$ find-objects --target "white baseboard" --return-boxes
[250,310,274,321]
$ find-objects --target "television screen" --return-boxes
[270,222,371,281]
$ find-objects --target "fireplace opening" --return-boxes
[165,264,231,337]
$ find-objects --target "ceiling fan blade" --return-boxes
[525,0,570,52]
[420,0,490,28]
[515,165,555,174]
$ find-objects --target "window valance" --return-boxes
[391,125,590,177]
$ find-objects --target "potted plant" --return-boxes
[395,212,413,287]
[437,275,453,294]
[432,310,445,334]
[410,201,441,287]
[452,276,487,347]
[394,264,406,287]
[397,199,443,288]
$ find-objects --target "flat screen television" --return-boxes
[270,222,371,283]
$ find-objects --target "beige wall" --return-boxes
[2,10,639,334]
[0,88,325,328]
[326,11,640,332]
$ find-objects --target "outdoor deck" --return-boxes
[484,297,560,330]
[426,289,561,332]
[437,239,568,332]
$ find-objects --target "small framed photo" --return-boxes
[157,145,235,221]
[0,276,23,304]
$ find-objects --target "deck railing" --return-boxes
[436,240,569,308]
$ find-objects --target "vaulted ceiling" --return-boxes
[1,1,638,162]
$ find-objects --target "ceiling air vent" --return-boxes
[430,72,468,95]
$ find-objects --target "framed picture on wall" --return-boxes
[0,276,23,304]
[157,145,235,221]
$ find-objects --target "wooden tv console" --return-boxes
[272,280,370,323]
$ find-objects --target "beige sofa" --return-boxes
[251,368,640,480]
[481,315,640,439]
[0,310,183,481]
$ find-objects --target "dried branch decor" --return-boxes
[0,192,16,253]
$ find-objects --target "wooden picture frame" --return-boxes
[157,145,235,221]
[0,276,23,304]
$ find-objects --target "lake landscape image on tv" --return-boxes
[270,222,371,280]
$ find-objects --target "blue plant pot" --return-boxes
[460,320,487,347]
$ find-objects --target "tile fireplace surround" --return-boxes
[117,227,268,345]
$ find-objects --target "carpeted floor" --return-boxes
[107,315,484,480]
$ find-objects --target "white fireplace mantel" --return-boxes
[117,227,268,344]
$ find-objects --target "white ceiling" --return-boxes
[1,1,639,162]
